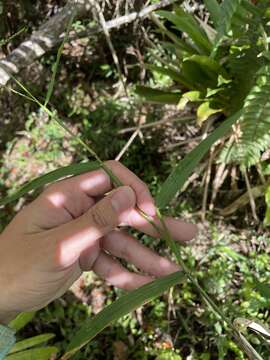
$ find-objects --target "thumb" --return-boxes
[51,186,136,268]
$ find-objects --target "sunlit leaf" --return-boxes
[6,347,58,360]
[9,334,55,354]
[62,272,185,359]
[9,312,36,332]
[0,162,100,207]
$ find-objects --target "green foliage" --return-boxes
[137,0,270,169]
[156,111,241,208]
[63,272,185,359]
[7,312,58,360]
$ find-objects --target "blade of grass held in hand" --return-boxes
[61,271,185,360]
[0,162,100,207]
[156,111,242,209]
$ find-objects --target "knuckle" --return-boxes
[90,204,111,228]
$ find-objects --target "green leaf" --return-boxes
[9,334,55,354]
[6,347,58,360]
[204,0,222,29]
[197,101,222,125]
[62,271,185,359]
[0,162,100,207]
[178,90,202,110]
[157,8,212,54]
[254,279,270,299]
[145,64,193,89]
[44,12,76,106]
[156,111,242,208]
[136,86,181,104]
[218,0,242,38]
[186,55,226,78]
[9,312,35,332]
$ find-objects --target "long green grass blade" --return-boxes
[156,110,242,208]
[62,271,185,359]
[44,12,76,106]
[0,27,27,46]
[0,162,100,207]
[6,347,58,360]
[9,334,55,354]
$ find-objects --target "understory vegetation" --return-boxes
[0,0,270,359]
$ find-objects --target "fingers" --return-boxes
[48,186,136,269]
[34,160,155,228]
[125,209,198,243]
[102,230,179,277]
[92,251,153,290]
[104,161,156,216]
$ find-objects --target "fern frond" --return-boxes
[220,66,270,167]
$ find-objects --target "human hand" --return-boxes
[0,161,197,324]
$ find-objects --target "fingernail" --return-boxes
[111,186,135,213]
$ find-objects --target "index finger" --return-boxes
[104,160,156,216]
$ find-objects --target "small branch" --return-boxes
[243,168,259,222]
[219,183,268,217]
[118,114,194,134]
[115,128,140,161]
[74,0,178,39]
[0,0,93,85]
[90,0,127,95]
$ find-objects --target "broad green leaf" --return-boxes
[204,0,221,29]
[6,346,58,360]
[218,0,242,38]
[178,90,202,110]
[145,64,193,89]
[62,271,185,359]
[136,86,181,104]
[152,15,197,55]
[0,162,100,207]
[157,8,212,54]
[197,101,222,125]
[9,312,35,332]
[156,111,242,208]
[186,55,227,78]
[9,334,55,354]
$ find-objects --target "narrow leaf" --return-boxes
[62,271,185,359]
[9,334,55,354]
[204,0,221,29]
[9,312,35,332]
[145,64,193,88]
[136,86,181,104]
[6,347,58,360]
[44,12,76,106]
[157,8,212,54]
[156,111,242,208]
[0,162,100,207]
